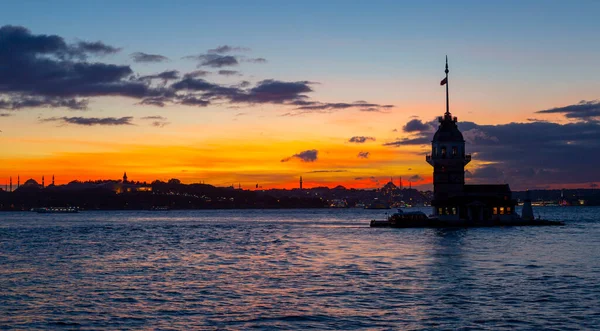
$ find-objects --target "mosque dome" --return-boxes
[23,178,39,186]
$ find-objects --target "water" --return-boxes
[1,207,599,330]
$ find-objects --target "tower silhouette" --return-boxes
[42,176,45,188]
[426,57,471,213]
[300,176,303,190]
[123,172,128,183]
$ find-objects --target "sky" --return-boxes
[1,0,600,190]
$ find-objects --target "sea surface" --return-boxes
[1,207,599,330]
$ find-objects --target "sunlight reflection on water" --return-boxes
[1,207,599,329]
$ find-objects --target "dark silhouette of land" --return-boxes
[0,177,598,211]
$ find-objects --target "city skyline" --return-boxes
[1,1,600,190]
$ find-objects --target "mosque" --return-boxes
[426,58,519,224]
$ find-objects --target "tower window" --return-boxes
[441,147,446,157]
[452,146,458,156]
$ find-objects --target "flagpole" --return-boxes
[445,55,449,116]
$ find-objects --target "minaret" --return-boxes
[299,176,303,190]
[52,175,55,186]
[17,175,20,188]
[426,57,471,216]
[123,172,128,183]
[9,177,12,192]
[42,176,45,188]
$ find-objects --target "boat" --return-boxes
[31,207,79,213]
[150,206,170,211]
[370,209,429,227]
[364,198,391,209]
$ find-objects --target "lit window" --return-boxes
[441,147,447,157]
[500,207,505,215]
[493,207,497,215]
[438,207,443,215]
[507,207,511,213]
[452,207,457,215]
[452,146,458,156]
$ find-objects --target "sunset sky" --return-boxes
[1,1,600,190]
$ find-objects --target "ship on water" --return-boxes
[371,57,563,228]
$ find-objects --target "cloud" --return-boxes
[218,70,242,76]
[465,165,503,180]
[357,151,370,159]
[246,57,267,63]
[131,52,169,63]
[138,70,180,82]
[208,45,250,54]
[0,25,393,115]
[292,101,393,114]
[0,96,88,110]
[389,116,600,187]
[536,100,600,121]
[179,96,210,107]
[76,41,120,56]
[185,54,239,68]
[408,174,423,182]
[140,115,170,128]
[41,116,134,126]
[404,119,434,132]
[138,96,170,107]
[349,136,376,143]
[0,26,174,110]
[183,70,211,78]
[307,170,347,173]
[0,113,12,117]
[281,149,318,162]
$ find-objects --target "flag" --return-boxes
[440,77,447,86]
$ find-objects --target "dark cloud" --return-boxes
[349,136,376,143]
[179,96,210,107]
[138,96,170,107]
[0,113,12,117]
[232,79,313,104]
[183,70,211,78]
[536,100,600,121]
[390,116,600,187]
[404,119,434,132]
[0,96,88,110]
[76,41,120,56]
[140,115,169,128]
[141,115,166,120]
[465,165,503,180]
[218,70,242,76]
[408,174,424,182]
[208,45,250,54]
[294,101,392,113]
[139,70,180,82]
[185,54,239,68]
[281,149,318,162]
[0,26,173,110]
[41,116,133,126]
[131,52,169,63]
[357,151,370,159]
[246,57,267,63]
[0,26,393,115]
[307,170,347,173]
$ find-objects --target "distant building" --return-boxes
[426,58,517,223]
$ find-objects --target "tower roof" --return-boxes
[433,114,464,142]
